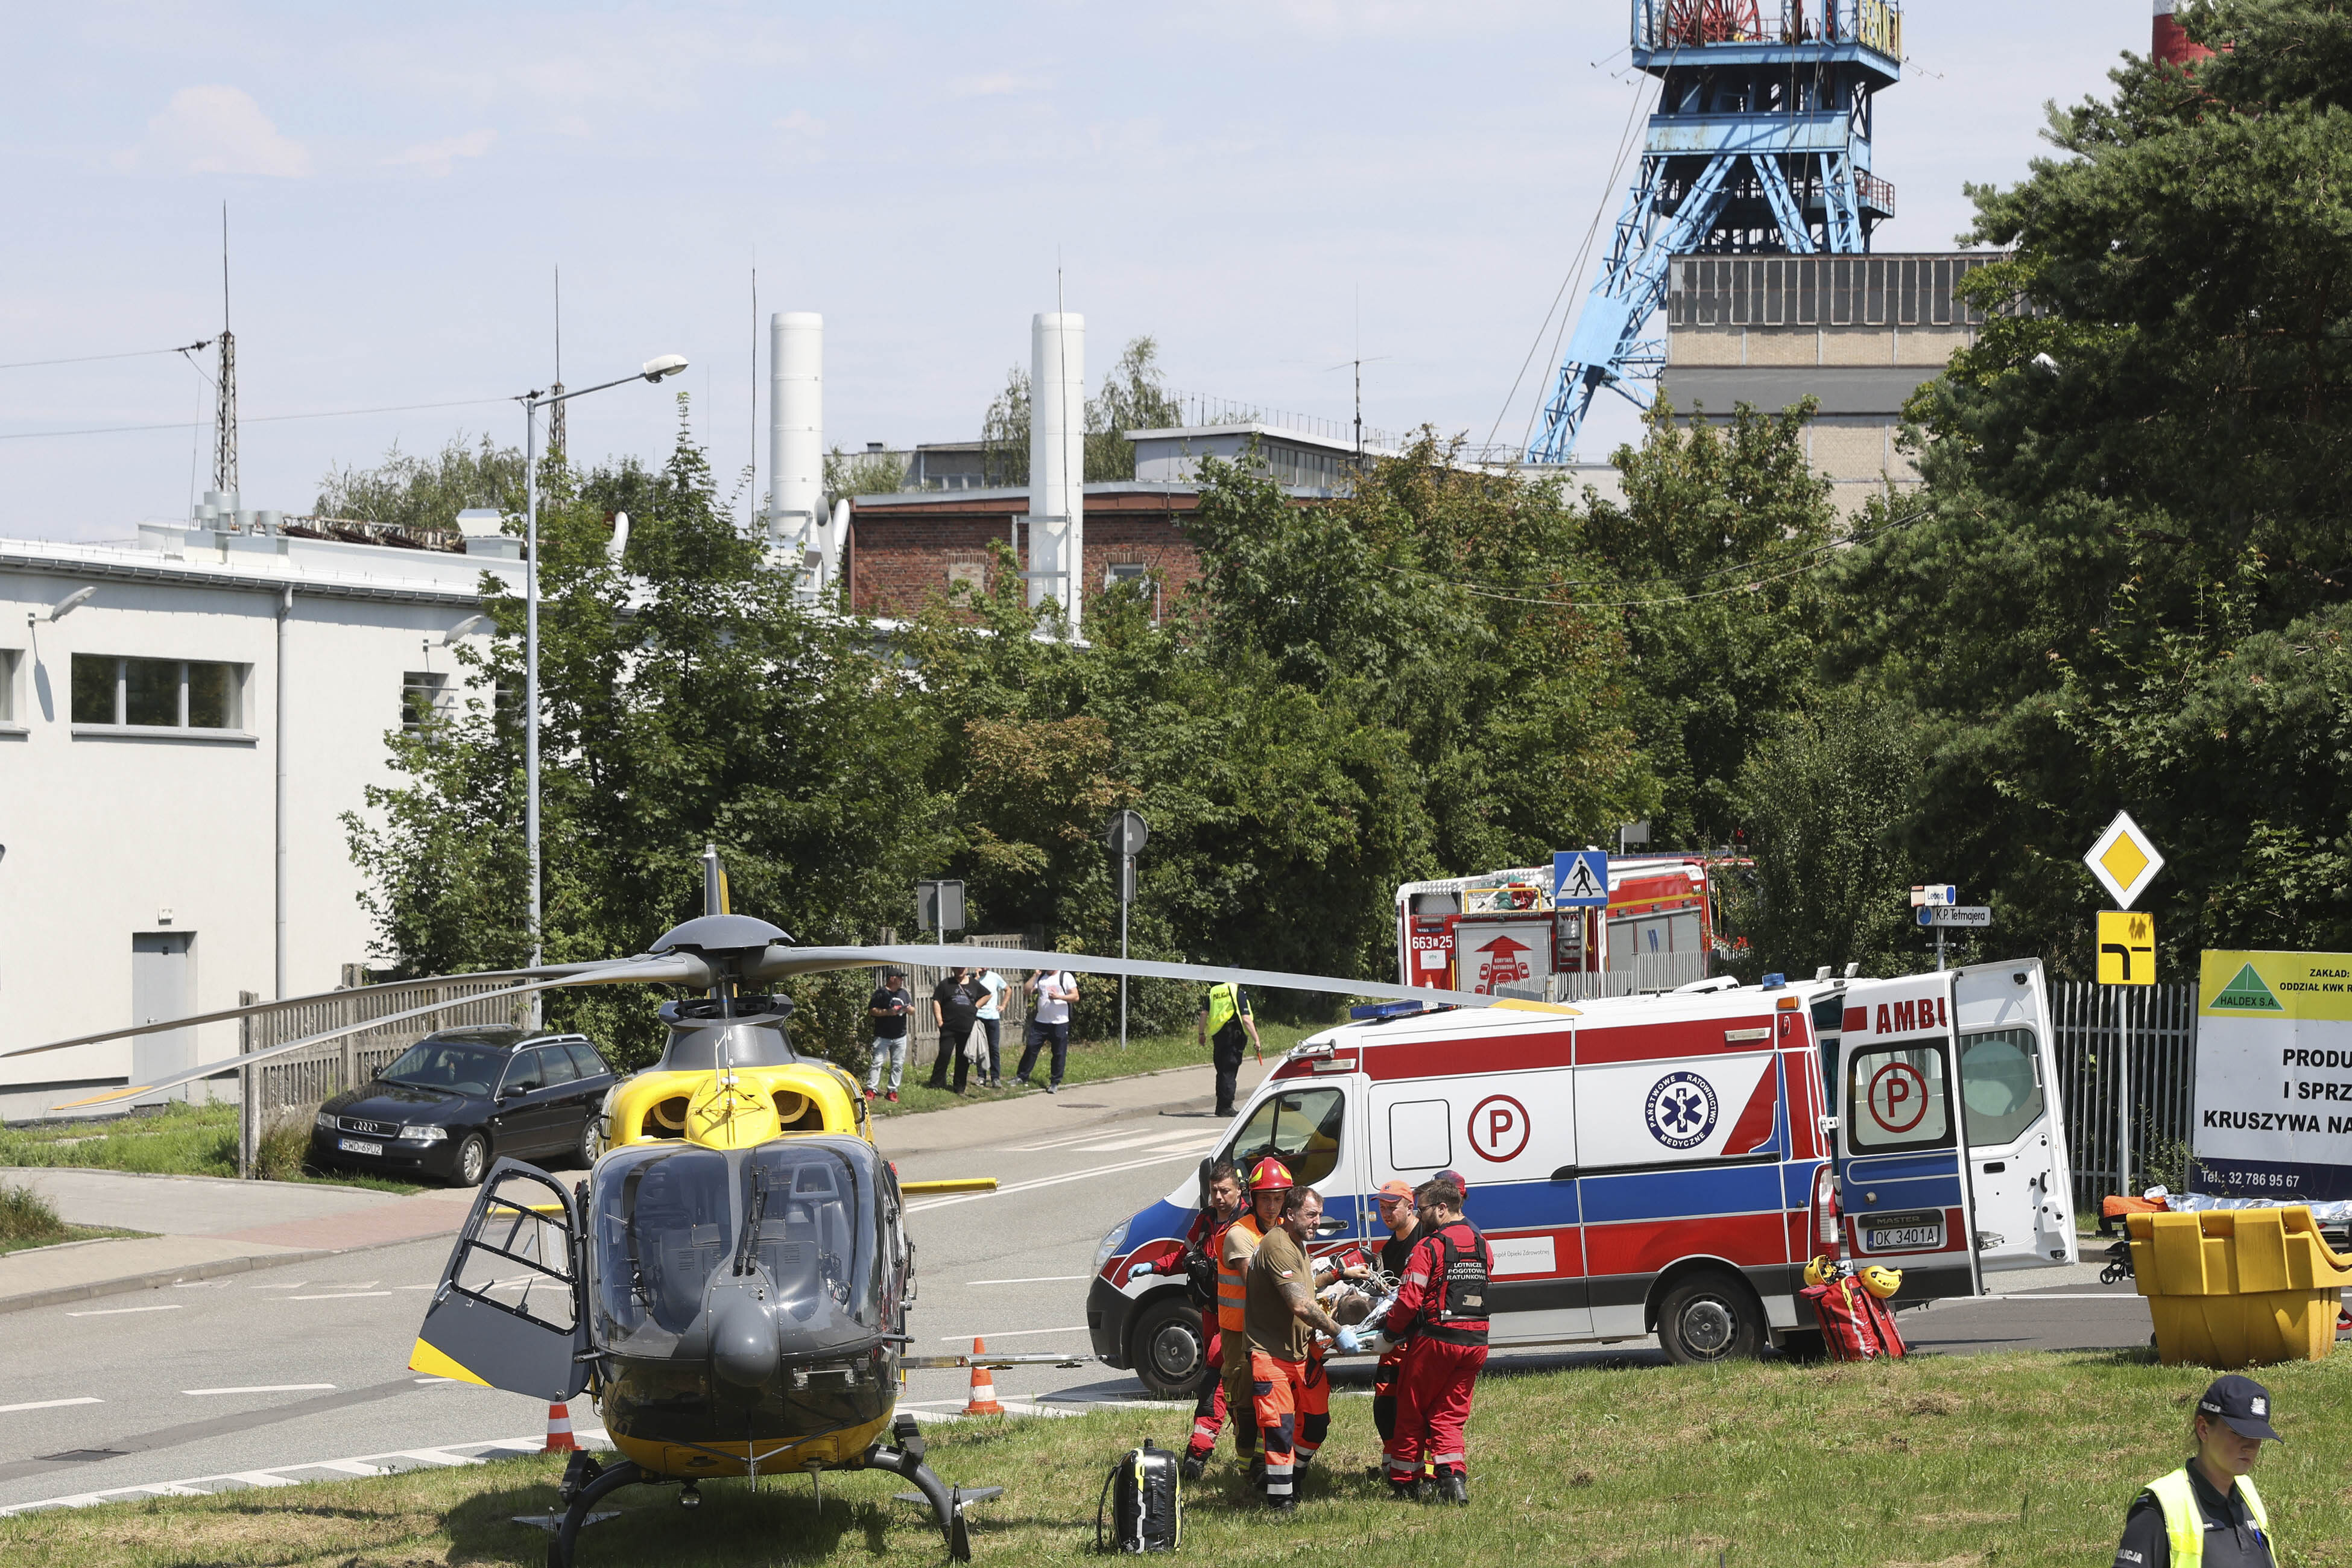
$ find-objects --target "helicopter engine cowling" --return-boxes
[709,1282,783,1388]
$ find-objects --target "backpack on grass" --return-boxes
[1093,1440,1181,1554]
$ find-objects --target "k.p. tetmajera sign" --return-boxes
[2194,950,2352,1201]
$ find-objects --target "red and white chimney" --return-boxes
[2152,1,2213,68]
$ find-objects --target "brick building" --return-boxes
[844,420,1376,622]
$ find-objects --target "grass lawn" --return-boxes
[11,1348,2350,1566]
[0,1224,150,1258]
[865,1019,1329,1120]
[0,1102,422,1195]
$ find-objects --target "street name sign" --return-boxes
[1916,906,1991,928]
[2085,811,2164,909]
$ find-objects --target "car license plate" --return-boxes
[1867,1223,1941,1251]
[337,1137,384,1157]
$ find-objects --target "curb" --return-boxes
[0,1224,466,1318]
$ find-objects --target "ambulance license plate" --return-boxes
[338,1138,384,1157]
[1865,1215,1941,1251]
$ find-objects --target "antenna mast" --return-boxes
[213,204,238,497]
[548,265,566,464]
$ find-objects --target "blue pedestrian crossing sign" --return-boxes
[1554,850,1610,908]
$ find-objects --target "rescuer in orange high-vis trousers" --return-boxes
[1380,1177,1491,1505]
[1245,1184,1363,1511]
[1180,1159,1246,1481]
[1215,1156,1292,1478]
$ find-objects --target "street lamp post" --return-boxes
[520,355,688,976]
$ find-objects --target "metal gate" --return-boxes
[2050,980,2197,1213]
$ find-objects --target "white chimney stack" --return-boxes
[1027,311,1085,628]
[769,312,826,586]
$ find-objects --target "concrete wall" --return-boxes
[0,540,502,1119]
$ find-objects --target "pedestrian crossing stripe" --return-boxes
[2210,963,2283,1012]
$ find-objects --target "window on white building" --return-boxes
[402,671,452,733]
[0,648,18,722]
[71,654,245,730]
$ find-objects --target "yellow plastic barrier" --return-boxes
[2127,1206,2352,1368]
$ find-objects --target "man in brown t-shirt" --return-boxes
[1244,1186,1364,1511]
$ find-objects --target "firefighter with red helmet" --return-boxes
[1179,1159,1246,1481]
[1245,1182,1362,1510]
[1379,1176,1490,1505]
[1214,1155,1292,1479]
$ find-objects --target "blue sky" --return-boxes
[2,3,2147,542]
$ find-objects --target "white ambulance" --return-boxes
[1087,961,2076,1395]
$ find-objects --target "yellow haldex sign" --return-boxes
[2194,950,2352,1202]
[2200,950,2352,1021]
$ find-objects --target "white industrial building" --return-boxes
[0,522,516,1121]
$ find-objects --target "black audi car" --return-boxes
[310,1027,616,1186]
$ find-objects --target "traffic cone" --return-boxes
[543,1400,580,1453]
[961,1338,1004,1417]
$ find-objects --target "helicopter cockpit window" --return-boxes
[737,1142,882,1348]
[380,1040,504,1096]
[593,1145,734,1349]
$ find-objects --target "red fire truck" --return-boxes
[1396,856,1730,999]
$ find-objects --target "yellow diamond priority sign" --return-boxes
[2096,910,2156,986]
[2084,810,2165,909]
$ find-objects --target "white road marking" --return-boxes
[908,1150,1203,1212]
[1067,1129,1223,1155]
[936,1324,1090,1341]
[397,1284,435,1291]
[0,1397,103,1414]
[66,1304,183,1317]
[183,1385,338,1397]
[968,1275,1090,1286]
[413,1376,455,1385]
[288,1291,393,1301]
[249,1281,307,1289]
[1002,1124,1213,1155]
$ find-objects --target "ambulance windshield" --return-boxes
[1228,1087,1346,1188]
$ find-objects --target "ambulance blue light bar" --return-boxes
[1351,999,1434,1022]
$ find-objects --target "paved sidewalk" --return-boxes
[872,1058,1268,1160]
[0,1169,482,1316]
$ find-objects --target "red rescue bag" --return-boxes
[1800,1277,1883,1362]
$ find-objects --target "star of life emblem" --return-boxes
[1644,1070,1719,1151]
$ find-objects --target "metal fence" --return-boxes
[890,935,1031,1072]
[232,978,533,1169]
[2051,980,2198,1213]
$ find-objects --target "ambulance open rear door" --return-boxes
[1835,975,1984,1303]
[1950,958,2077,1271]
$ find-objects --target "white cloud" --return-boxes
[949,72,1049,98]
[125,85,311,177]
[773,109,826,162]
[382,128,496,175]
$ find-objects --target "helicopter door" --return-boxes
[411,1160,590,1400]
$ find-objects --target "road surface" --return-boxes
[0,1087,2162,1513]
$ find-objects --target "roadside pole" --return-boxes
[2085,812,2164,1196]
[238,990,258,1179]
[1911,887,1988,974]
[1107,811,1148,1052]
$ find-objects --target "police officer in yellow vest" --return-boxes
[2113,1374,2283,1568]
[1198,982,1262,1119]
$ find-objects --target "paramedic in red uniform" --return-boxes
[1380,1177,1490,1505]
[1180,1160,1245,1481]
[1367,1180,1417,1464]
[1245,1184,1363,1511]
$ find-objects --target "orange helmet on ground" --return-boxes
[1247,1155,1294,1192]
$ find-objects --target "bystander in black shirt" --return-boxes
[934,975,980,1036]
[870,987,909,1039]
[2114,1463,2275,1568]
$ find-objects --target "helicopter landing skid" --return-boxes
[866,1415,976,1561]
[546,1458,643,1568]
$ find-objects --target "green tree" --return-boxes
[347,399,947,1065]
[1584,397,1839,853]
[1830,0,2352,971]
[976,335,1182,487]
[313,435,524,534]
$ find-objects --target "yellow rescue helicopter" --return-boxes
[7,894,1509,1561]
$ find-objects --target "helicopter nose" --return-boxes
[709,1286,782,1389]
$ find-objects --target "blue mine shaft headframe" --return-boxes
[1528,0,1902,462]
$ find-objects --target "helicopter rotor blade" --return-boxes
[748,944,1558,1016]
[40,955,710,1113]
